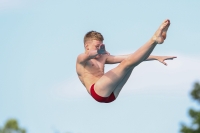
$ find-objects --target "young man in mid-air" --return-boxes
[76,19,176,103]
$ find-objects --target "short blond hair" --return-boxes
[84,31,104,45]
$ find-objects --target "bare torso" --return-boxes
[76,54,108,93]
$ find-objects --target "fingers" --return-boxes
[99,44,105,49]
[171,56,177,58]
[162,61,167,66]
[165,56,177,60]
[165,58,173,60]
[100,44,105,49]
[158,56,177,66]
[98,44,110,55]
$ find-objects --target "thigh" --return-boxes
[113,68,134,98]
[94,62,134,97]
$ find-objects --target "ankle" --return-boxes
[150,37,158,45]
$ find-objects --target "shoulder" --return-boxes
[77,53,88,64]
[77,53,84,59]
[76,53,84,62]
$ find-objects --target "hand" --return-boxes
[157,56,177,66]
[97,44,110,55]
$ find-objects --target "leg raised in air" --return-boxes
[94,19,171,97]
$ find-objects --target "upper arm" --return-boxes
[106,55,125,64]
[77,53,89,64]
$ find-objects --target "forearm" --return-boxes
[106,54,131,64]
[113,54,131,61]
[106,54,160,64]
[78,50,99,64]
[145,55,159,61]
[116,54,160,61]
[86,50,99,59]
[120,55,159,61]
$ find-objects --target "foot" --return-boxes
[152,19,170,44]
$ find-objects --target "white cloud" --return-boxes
[50,53,200,100]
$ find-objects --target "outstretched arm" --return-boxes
[106,54,130,64]
[146,55,177,65]
[106,54,176,65]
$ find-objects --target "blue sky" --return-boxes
[1,0,200,133]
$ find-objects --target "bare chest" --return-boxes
[84,57,105,74]
[76,55,107,89]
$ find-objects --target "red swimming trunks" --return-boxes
[90,84,116,103]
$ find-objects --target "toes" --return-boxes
[164,19,170,23]
[160,20,170,29]
[163,19,170,25]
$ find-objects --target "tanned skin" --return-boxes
[76,19,176,99]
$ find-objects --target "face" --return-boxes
[85,40,103,51]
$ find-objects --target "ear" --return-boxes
[85,43,89,50]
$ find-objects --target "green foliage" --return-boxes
[180,82,200,133]
[191,83,200,103]
[4,119,19,130]
[0,119,26,133]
